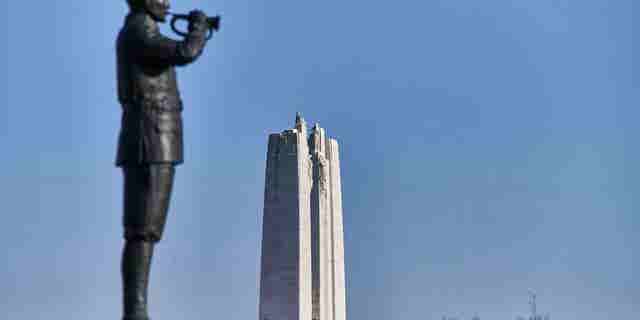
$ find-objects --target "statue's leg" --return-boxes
[121,164,175,320]
[146,164,176,242]
[121,239,153,320]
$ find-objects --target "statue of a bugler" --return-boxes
[115,1,220,319]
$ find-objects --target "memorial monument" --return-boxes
[259,114,347,320]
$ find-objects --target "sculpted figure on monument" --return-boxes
[115,1,219,319]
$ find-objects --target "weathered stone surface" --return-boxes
[260,115,346,320]
[327,138,346,320]
[260,115,312,320]
[310,125,332,320]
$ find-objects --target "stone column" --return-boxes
[326,138,346,320]
[309,125,333,320]
[259,114,312,320]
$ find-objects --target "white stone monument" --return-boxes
[259,114,347,320]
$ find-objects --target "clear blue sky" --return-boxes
[1,1,637,319]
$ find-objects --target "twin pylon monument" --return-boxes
[259,114,347,320]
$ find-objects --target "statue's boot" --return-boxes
[122,240,154,320]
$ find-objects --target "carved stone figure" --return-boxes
[115,1,215,319]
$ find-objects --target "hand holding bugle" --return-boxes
[169,11,221,40]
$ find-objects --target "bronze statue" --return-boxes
[115,1,219,319]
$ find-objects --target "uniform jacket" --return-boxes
[116,11,207,166]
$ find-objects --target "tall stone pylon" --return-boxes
[308,123,346,320]
[259,114,346,320]
[260,113,313,320]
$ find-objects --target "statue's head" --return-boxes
[127,0,170,22]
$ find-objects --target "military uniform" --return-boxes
[117,11,207,167]
[116,10,207,240]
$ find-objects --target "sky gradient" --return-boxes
[1,1,637,319]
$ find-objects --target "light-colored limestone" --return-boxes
[310,125,333,320]
[260,115,346,320]
[259,114,312,320]
[327,138,346,320]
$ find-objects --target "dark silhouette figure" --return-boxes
[115,1,212,319]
